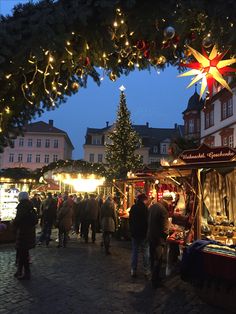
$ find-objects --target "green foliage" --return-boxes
[105,90,142,179]
[0,167,38,181]
[37,159,107,177]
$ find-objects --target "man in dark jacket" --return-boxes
[147,199,170,288]
[129,193,150,278]
[38,192,57,246]
[84,194,99,243]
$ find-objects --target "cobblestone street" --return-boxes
[0,232,227,314]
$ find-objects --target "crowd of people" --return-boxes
[11,190,172,289]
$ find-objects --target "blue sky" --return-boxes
[1,0,195,158]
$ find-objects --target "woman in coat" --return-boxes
[101,196,117,255]
[13,192,38,280]
[57,195,73,248]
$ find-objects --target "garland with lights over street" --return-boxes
[0,0,236,150]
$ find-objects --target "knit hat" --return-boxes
[137,193,148,202]
[18,191,29,201]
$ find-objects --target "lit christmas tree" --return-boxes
[105,86,142,180]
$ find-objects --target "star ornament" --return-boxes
[179,45,236,98]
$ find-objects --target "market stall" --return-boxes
[0,170,36,243]
[165,144,236,310]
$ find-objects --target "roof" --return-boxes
[85,124,184,146]
[24,121,74,149]
[182,91,204,114]
[86,126,112,134]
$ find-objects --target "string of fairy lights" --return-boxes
[0,3,235,134]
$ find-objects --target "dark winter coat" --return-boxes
[129,200,149,240]
[14,199,38,249]
[101,200,117,232]
[84,198,99,221]
[147,201,169,245]
[57,199,73,231]
[41,197,57,224]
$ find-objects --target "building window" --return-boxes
[54,139,59,148]
[18,154,23,162]
[45,139,50,148]
[221,97,233,120]
[161,144,167,154]
[153,146,158,153]
[44,155,49,163]
[36,139,41,147]
[27,154,32,163]
[92,136,101,145]
[89,154,94,162]
[188,119,194,133]
[205,105,214,129]
[19,138,24,147]
[98,154,103,163]
[220,128,234,147]
[228,135,234,147]
[9,153,14,163]
[36,155,40,163]
[28,138,33,147]
[53,155,58,162]
[150,158,157,163]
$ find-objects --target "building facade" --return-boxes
[182,90,204,142]
[0,120,74,170]
[83,122,184,165]
[183,84,236,149]
[200,87,236,148]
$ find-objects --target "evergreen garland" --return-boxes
[105,89,142,179]
[38,159,107,177]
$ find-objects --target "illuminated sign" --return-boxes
[179,144,236,164]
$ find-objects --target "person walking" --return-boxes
[129,193,150,278]
[57,193,73,248]
[147,198,170,288]
[100,196,118,255]
[38,192,57,246]
[84,194,99,243]
[13,192,38,280]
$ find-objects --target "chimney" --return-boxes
[106,121,109,127]
[146,122,149,128]
[174,123,178,129]
[49,120,53,126]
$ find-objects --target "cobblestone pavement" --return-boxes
[0,231,229,314]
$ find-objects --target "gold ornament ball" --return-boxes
[156,55,166,65]
[72,82,79,90]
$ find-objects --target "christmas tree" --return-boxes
[105,86,142,180]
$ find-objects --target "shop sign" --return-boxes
[179,144,236,164]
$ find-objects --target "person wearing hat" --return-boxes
[129,193,150,278]
[147,198,170,288]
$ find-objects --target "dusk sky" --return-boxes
[1,0,195,158]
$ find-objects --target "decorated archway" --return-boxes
[0,0,236,148]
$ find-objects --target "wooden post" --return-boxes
[123,181,127,211]
[196,168,202,239]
